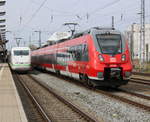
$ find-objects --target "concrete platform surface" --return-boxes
[0,63,28,122]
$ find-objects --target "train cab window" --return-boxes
[14,50,29,56]
[96,34,122,55]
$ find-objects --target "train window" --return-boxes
[96,34,122,55]
[14,50,29,56]
[68,44,88,61]
[71,46,76,53]
[81,44,89,61]
[76,45,82,60]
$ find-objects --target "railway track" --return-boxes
[15,73,99,122]
[118,88,150,100]
[13,73,52,122]
[37,70,150,112]
[95,88,150,111]
[130,77,150,85]
[133,72,150,77]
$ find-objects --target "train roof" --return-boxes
[34,27,122,50]
[82,27,121,34]
[72,27,121,38]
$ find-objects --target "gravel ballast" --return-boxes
[30,70,150,122]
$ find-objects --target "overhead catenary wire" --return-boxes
[79,0,150,31]
[89,0,121,16]
[29,0,76,15]
[9,0,150,48]
[72,0,123,26]
[21,0,140,32]
[21,0,48,30]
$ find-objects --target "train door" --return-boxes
[67,44,81,79]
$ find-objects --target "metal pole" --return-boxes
[39,31,41,48]
[112,16,114,29]
[139,1,142,69]
[131,23,135,60]
[146,44,148,62]
[142,0,145,63]
[139,0,145,70]
[29,35,31,46]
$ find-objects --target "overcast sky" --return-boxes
[4,0,150,48]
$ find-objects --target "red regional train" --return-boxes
[31,27,132,87]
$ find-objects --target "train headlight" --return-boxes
[99,54,104,62]
[122,54,126,61]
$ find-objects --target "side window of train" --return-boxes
[68,46,76,61]
[81,44,89,61]
[74,46,78,61]
[71,45,81,61]
[68,44,87,61]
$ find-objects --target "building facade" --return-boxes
[126,24,150,62]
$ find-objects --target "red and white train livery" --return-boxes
[31,27,132,87]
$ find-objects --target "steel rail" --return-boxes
[28,75,99,122]
[133,72,150,77]
[33,70,150,112]
[118,88,150,100]
[14,74,52,122]
[130,78,150,85]
[131,77,150,82]
[95,89,150,112]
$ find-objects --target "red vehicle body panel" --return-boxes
[32,29,132,87]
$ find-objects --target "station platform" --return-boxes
[0,63,28,122]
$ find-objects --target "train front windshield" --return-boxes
[96,34,122,55]
[14,50,29,56]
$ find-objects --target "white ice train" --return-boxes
[9,47,31,71]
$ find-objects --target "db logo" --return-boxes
[110,58,116,62]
